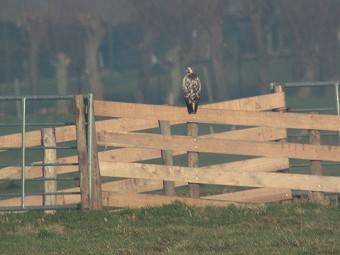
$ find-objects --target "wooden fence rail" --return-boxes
[0,93,284,149]
[97,131,340,162]
[94,101,340,132]
[100,162,340,193]
[2,90,340,209]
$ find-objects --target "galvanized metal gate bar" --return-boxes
[21,97,26,208]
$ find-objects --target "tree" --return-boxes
[240,0,273,92]
[279,0,340,82]
[79,16,106,99]
[17,17,48,95]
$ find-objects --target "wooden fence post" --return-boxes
[88,95,102,209]
[308,115,327,204]
[158,120,175,196]
[273,84,289,172]
[41,128,57,213]
[74,95,90,210]
[273,84,287,141]
[187,122,199,198]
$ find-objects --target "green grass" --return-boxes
[0,202,339,255]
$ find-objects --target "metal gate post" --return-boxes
[335,82,340,143]
[21,97,26,209]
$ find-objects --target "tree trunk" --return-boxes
[85,36,104,99]
[166,45,182,105]
[298,57,319,98]
[20,19,47,95]
[210,18,227,100]
[136,29,153,103]
[249,12,270,94]
[81,17,106,100]
[55,52,70,114]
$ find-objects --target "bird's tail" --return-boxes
[185,98,193,114]
[192,103,198,114]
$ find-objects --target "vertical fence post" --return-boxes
[308,113,327,204]
[273,83,288,174]
[158,120,176,196]
[41,128,57,213]
[187,122,199,198]
[74,95,90,210]
[87,94,102,209]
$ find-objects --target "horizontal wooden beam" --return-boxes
[203,157,289,172]
[102,192,244,208]
[0,126,286,180]
[94,92,285,117]
[98,131,340,161]
[0,93,284,149]
[0,194,80,207]
[99,127,286,163]
[0,118,155,149]
[99,157,287,194]
[0,190,247,209]
[203,188,292,203]
[100,157,288,179]
[100,162,340,193]
[94,101,340,131]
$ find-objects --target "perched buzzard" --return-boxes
[182,67,202,114]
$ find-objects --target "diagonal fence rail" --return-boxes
[1,88,340,210]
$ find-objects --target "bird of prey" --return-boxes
[182,67,202,114]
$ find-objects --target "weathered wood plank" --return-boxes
[308,125,326,203]
[101,179,186,193]
[95,103,340,132]
[102,192,243,208]
[100,162,340,193]
[159,120,175,195]
[0,194,80,207]
[0,126,286,180]
[41,128,57,211]
[0,191,244,208]
[99,157,288,194]
[94,92,286,117]
[74,95,89,210]
[0,92,285,149]
[58,158,288,195]
[187,122,200,198]
[88,97,102,210]
[203,188,292,203]
[203,157,289,173]
[98,132,340,162]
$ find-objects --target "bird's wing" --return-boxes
[189,77,201,102]
[182,76,190,95]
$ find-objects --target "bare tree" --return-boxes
[17,17,48,95]
[79,16,106,99]
[240,0,273,92]
[180,0,230,101]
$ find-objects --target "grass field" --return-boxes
[0,202,339,255]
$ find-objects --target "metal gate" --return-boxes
[0,94,93,211]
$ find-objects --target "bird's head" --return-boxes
[185,67,193,74]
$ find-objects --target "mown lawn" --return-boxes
[0,202,339,255]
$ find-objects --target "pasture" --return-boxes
[0,202,339,255]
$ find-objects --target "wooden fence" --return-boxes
[1,88,340,209]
